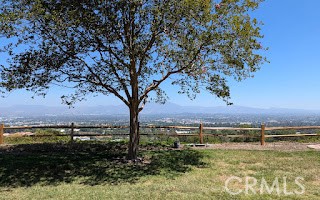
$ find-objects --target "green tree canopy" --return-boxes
[0,0,267,159]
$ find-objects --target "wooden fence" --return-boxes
[0,123,320,145]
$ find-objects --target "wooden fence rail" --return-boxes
[1,123,320,145]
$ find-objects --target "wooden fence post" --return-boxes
[0,124,4,145]
[199,123,204,144]
[70,122,74,143]
[260,124,265,145]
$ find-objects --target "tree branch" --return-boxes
[139,46,204,104]
[86,65,129,106]
[107,50,131,100]
[137,32,159,75]
[41,26,130,106]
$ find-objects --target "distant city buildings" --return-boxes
[2,113,320,129]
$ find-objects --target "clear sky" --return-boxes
[1,0,320,109]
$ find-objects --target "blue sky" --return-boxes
[1,0,320,109]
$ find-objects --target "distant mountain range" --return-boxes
[0,103,318,117]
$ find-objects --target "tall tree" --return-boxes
[0,0,267,159]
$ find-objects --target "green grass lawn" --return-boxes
[0,142,319,200]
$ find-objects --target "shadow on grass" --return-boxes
[0,143,205,187]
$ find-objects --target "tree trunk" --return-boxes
[128,46,139,160]
[127,102,140,160]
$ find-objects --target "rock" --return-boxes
[307,144,320,150]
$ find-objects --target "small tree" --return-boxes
[0,0,267,159]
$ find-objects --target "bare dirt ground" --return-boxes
[186,142,320,151]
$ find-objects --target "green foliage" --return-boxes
[139,135,179,147]
[4,136,69,144]
[265,130,320,143]
[4,129,69,144]
[34,129,61,136]
[0,0,267,158]
[0,0,267,105]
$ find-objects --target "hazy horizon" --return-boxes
[1,102,320,111]
[2,103,320,118]
[1,0,320,110]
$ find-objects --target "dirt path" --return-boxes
[187,142,320,151]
